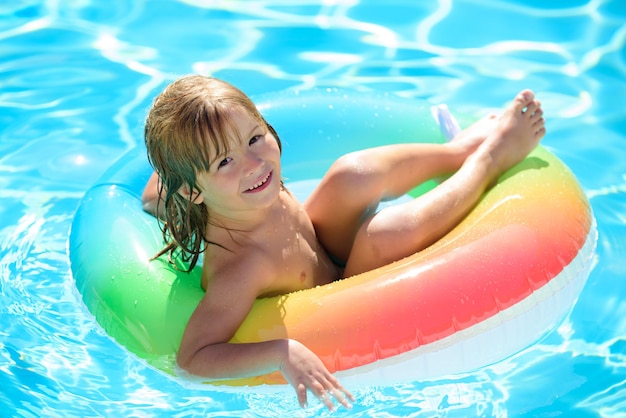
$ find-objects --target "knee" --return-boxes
[325,152,383,197]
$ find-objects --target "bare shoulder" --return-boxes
[202,240,277,295]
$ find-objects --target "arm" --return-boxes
[177,254,353,410]
[142,171,164,218]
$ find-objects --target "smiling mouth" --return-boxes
[246,171,272,192]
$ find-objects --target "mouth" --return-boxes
[245,171,272,192]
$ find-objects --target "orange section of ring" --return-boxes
[227,145,592,386]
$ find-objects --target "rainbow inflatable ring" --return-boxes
[69,88,596,389]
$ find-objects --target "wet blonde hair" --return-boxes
[144,75,281,271]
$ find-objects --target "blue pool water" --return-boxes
[1,0,625,416]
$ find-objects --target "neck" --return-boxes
[207,189,290,234]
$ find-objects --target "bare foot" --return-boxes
[474,89,545,181]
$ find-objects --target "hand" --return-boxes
[279,339,355,411]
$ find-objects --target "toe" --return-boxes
[533,116,545,129]
[513,89,535,112]
[524,101,538,116]
[531,107,543,120]
[535,126,546,138]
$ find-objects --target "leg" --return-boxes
[304,113,500,263]
[342,89,545,276]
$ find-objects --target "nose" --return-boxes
[243,150,263,177]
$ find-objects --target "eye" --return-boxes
[249,134,263,145]
[218,156,232,168]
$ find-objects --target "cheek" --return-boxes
[213,173,242,192]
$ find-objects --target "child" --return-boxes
[142,75,545,410]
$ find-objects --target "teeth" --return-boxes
[248,172,270,191]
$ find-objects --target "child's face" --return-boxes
[193,107,282,219]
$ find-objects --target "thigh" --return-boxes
[341,203,416,277]
[303,155,384,263]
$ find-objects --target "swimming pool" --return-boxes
[1,0,625,416]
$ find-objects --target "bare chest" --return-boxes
[256,209,339,296]
[203,196,340,297]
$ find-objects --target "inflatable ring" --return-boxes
[69,89,596,389]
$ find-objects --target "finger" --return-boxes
[329,388,353,409]
[333,381,355,406]
[295,383,308,409]
[321,375,354,409]
[311,379,337,411]
[336,381,355,402]
[317,390,336,411]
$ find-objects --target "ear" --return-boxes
[177,185,204,204]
